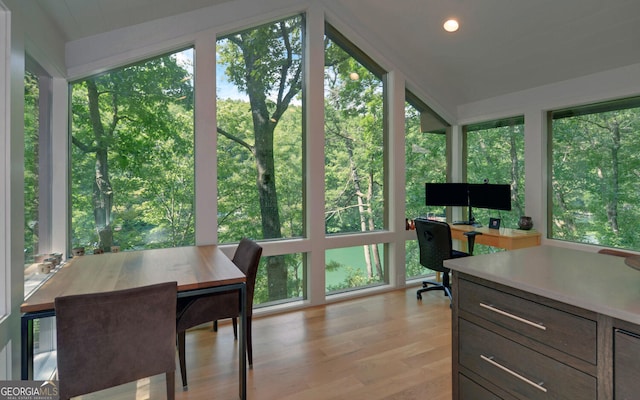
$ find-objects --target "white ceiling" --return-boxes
[34,0,640,109]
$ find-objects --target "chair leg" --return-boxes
[232,317,238,339]
[213,320,218,332]
[247,316,253,367]
[177,331,188,390]
[166,371,175,400]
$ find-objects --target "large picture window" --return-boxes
[24,69,41,265]
[551,97,640,250]
[465,117,525,253]
[216,15,305,304]
[70,48,195,253]
[25,59,57,381]
[405,91,447,279]
[323,23,387,293]
[24,59,55,296]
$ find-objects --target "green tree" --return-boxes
[216,16,303,300]
[24,70,40,262]
[71,50,195,251]
[467,122,525,230]
[404,101,447,277]
[552,108,640,249]
[323,38,385,283]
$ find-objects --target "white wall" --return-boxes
[456,63,640,249]
[65,0,311,79]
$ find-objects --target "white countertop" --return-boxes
[444,245,640,325]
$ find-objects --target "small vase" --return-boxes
[518,216,533,230]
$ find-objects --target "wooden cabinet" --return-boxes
[458,278,597,364]
[459,374,503,400]
[447,245,640,400]
[613,325,640,400]
[454,273,601,400]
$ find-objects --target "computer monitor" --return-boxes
[425,183,469,207]
[468,183,512,211]
[424,182,512,226]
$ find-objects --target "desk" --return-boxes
[450,224,541,251]
[21,245,247,399]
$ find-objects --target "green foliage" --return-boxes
[467,123,525,232]
[70,49,195,251]
[325,263,383,292]
[324,39,384,235]
[24,70,40,262]
[404,102,447,221]
[552,108,640,250]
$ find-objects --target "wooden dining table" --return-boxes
[20,245,247,399]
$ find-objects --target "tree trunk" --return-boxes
[87,79,114,250]
[367,172,383,278]
[247,80,287,300]
[509,125,523,216]
[607,122,620,234]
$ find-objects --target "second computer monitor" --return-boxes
[468,183,512,211]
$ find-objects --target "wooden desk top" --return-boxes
[449,224,541,238]
[21,245,245,314]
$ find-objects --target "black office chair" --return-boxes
[414,218,470,302]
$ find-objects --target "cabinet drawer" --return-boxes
[459,319,596,400]
[458,278,597,364]
[459,374,505,400]
[614,328,640,400]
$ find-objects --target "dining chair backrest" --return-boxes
[55,281,177,400]
[232,237,263,316]
[176,238,262,389]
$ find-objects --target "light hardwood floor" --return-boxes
[81,287,452,400]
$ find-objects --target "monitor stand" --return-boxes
[452,220,482,227]
[452,207,482,227]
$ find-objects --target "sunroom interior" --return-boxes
[2,0,640,381]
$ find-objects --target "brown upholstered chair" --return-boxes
[55,282,177,400]
[176,238,262,389]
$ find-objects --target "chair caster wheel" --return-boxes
[417,293,422,300]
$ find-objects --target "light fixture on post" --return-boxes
[443,18,459,32]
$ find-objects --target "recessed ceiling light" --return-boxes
[443,19,459,33]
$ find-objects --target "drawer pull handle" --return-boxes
[481,355,548,393]
[479,302,546,331]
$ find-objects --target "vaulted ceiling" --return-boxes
[33,0,640,111]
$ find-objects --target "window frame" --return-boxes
[548,96,640,249]
[462,115,525,241]
[68,47,196,254]
[322,22,391,293]
[324,22,390,234]
[404,89,450,280]
[24,58,54,265]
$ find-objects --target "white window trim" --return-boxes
[0,1,10,320]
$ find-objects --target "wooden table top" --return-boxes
[449,223,541,238]
[21,245,246,314]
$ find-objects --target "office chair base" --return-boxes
[416,281,452,302]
